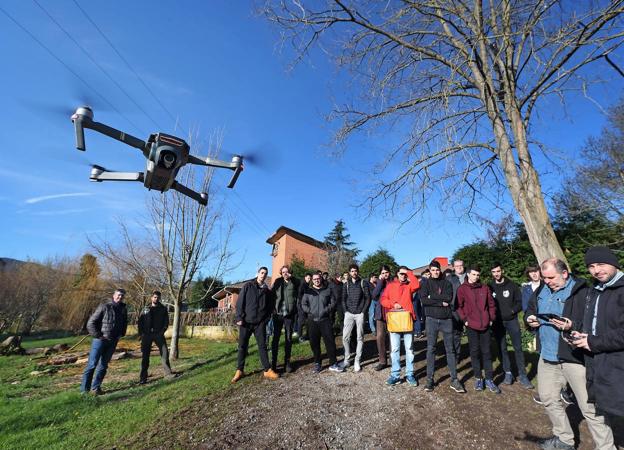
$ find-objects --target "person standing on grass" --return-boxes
[270,265,300,373]
[456,266,501,394]
[421,261,465,393]
[526,258,614,450]
[138,290,173,384]
[381,265,420,386]
[81,288,128,395]
[301,273,344,373]
[488,263,533,389]
[231,267,279,383]
[372,265,392,371]
[340,264,370,372]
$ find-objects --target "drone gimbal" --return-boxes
[71,106,244,205]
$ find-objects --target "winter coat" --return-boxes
[301,285,336,322]
[86,301,128,340]
[236,280,274,324]
[342,277,371,315]
[380,272,420,319]
[420,276,453,320]
[272,276,300,317]
[137,302,169,335]
[456,282,496,331]
[489,278,523,321]
[524,277,588,365]
[583,275,624,416]
[521,281,544,312]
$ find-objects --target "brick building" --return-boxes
[266,226,329,277]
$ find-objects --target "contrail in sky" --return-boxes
[25,193,93,204]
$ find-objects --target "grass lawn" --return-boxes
[0,333,313,450]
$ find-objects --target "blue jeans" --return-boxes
[368,302,376,334]
[390,332,414,378]
[80,337,118,392]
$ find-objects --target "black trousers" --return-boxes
[467,327,493,380]
[140,333,172,381]
[308,318,337,366]
[237,320,270,371]
[271,314,295,368]
[452,318,464,361]
[494,318,527,376]
[296,300,308,337]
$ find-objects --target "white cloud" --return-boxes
[25,193,93,204]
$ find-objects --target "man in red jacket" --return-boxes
[457,266,501,394]
[381,266,419,386]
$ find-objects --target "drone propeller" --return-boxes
[22,83,113,120]
[230,142,281,171]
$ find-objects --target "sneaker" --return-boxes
[424,378,434,392]
[91,388,103,396]
[139,379,147,385]
[485,379,501,394]
[386,376,402,386]
[539,436,575,450]
[474,378,484,391]
[312,364,322,374]
[533,393,544,405]
[339,360,350,370]
[292,331,299,339]
[353,362,361,372]
[328,363,343,373]
[560,388,576,405]
[450,379,466,393]
[503,372,514,385]
[299,336,308,343]
[374,363,387,371]
[263,368,279,380]
[406,375,418,386]
[285,363,294,373]
[231,369,244,384]
[519,374,534,389]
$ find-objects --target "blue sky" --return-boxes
[1,1,622,281]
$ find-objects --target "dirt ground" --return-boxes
[126,335,623,449]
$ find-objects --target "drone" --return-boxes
[70,106,244,205]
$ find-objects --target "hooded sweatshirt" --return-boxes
[488,277,522,321]
[457,281,496,331]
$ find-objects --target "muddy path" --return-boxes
[125,336,623,449]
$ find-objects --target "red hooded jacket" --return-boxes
[380,272,420,319]
[456,281,496,331]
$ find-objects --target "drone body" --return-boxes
[71,106,243,205]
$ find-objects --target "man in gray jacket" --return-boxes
[80,288,128,394]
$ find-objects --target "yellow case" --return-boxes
[386,310,413,333]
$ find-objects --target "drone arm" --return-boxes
[188,155,237,170]
[90,167,144,183]
[227,164,243,188]
[171,180,208,205]
[85,121,148,153]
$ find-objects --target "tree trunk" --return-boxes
[169,302,181,360]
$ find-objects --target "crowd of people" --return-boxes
[77,245,623,450]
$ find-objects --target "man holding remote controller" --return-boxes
[570,246,624,420]
[525,258,614,450]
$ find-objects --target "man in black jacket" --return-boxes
[138,291,173,384]
[421,261,464,393]
[339,264,370,372]
[301,273,344,373]
[270,265,300,373]
[526,259,614,450]
[572,246,624,418]
[231,267,279,383]
[80,288,128,394]
[489,263,533,389]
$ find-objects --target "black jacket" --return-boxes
[272,276,300,317]
[583,275,624,416]
[525,277,589,365]
[420,277,454,320]
[489,278,523,321]
[301,285,336,322]
[87,301,128,340]
[342,277,370,315]
[372,278,388,321]
[138,302,169,335]
[236,280,274,324]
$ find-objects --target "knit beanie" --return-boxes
[584,246,621,269]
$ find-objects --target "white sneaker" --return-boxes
[354,362,361,372]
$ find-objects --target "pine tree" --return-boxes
[324,220,359,275]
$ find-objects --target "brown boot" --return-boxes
[231,369,244,383]
[263,368,279,380]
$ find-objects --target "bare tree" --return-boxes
[262,0,624,263]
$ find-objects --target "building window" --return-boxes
[271,242,279,257]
